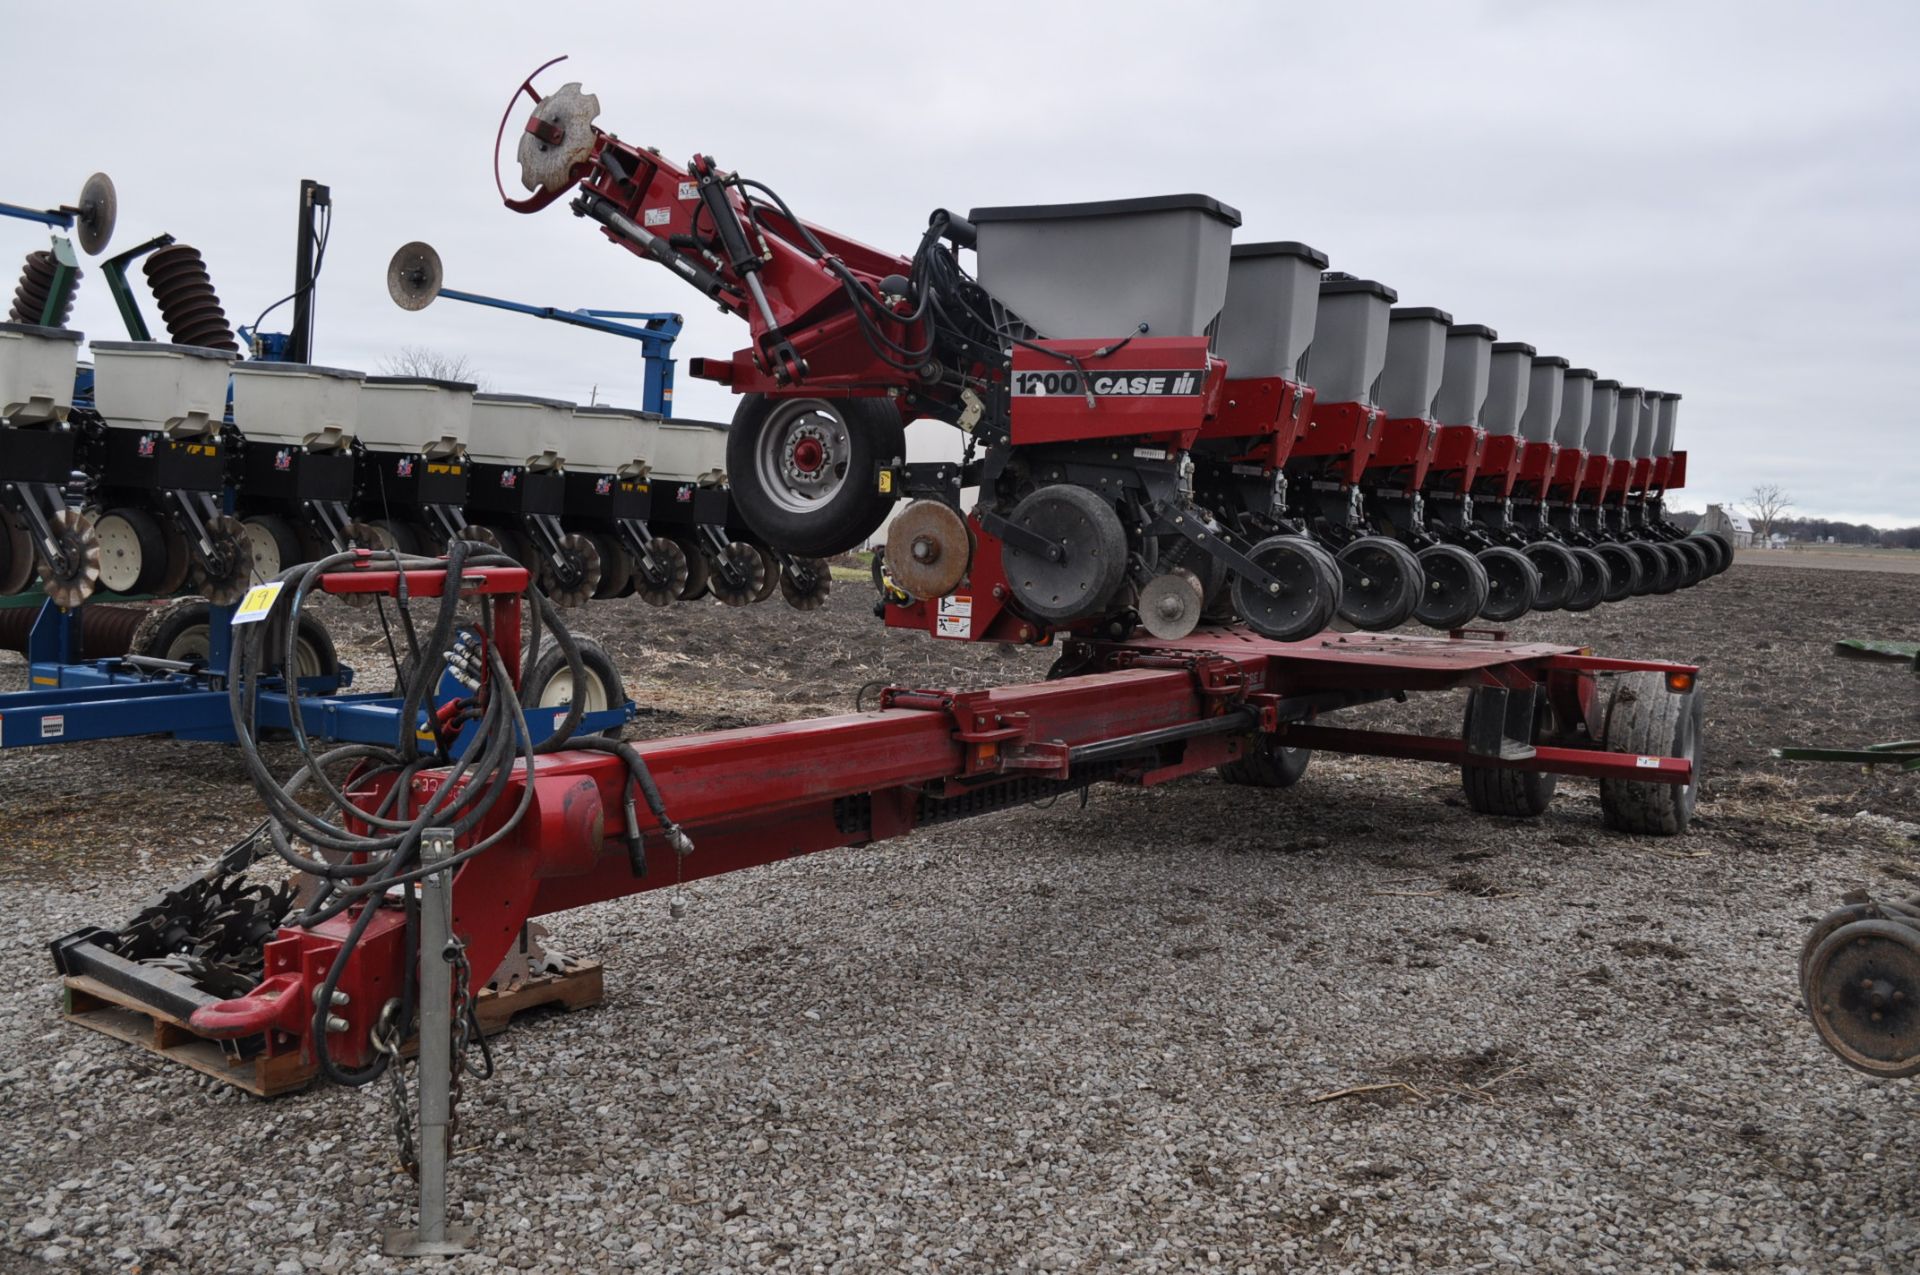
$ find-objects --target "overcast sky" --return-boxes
[8,2,1917,524]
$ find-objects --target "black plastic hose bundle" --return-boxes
[226,539,686,1085]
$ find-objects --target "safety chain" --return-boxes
[372,999,418,1182]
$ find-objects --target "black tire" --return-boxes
[1626,541,1668,596]
[1233,535,1337,641]
[130,596,214,665]
[1593,542,1641,602]
[664,532,711,601]
[1599,670,1702,836]
[1413,543,1490,630]
[1705,531,1736,574]
[1649,542,1685,595]
[585,531,631,601]
[1459,686,1556,817]
[1334,536,1423,631]
[1564,546,1608,613]
[1219,736,1312,788]
[1685,532,1725,576]
[1476,546,1540,623]
[520,635,626,726]
[726,394,904,557]
[1521,541,1579,612]
[1668,537,1707,588]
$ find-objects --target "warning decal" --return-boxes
[936,594,973,639]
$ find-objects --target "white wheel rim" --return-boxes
[538,667,609,713]
[165,623,212,663]
[293,635,325,679]
[756,400,852,514]
[97,515,145,593]
[243,522,285,579]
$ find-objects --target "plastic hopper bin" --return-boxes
[647,418,732,532]
[1379,307,1453,421]
[968,194,1242,340]
[358,377,474,460]
[229,363,364,452]
[1310,275,1397,406]
[89,341,235,440]
[569,405,659,478]
[0,323,82,424]
[1216,241,1328,380]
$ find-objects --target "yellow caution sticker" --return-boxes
[877,469,894,494]
[232,581,286,625]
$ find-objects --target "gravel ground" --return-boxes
[2,564,1919,1273]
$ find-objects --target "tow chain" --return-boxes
[372,1000,417,1182]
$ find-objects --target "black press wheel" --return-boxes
[1459,685,1557,818]
[1475,546,1540,623]
[1564,546,1609,613]
[1334,536,1423,631]
[1625,541,1669,596]
[1413,543,1490,631]
[1521,541,1580,612]
[1598,670,1702,836]
[726,394,905,557]
[1233,534,1337,641]
[1668,537,1707,588]
[1649,542,1686,595]
[1593,542,1641,602]
[95,506,171,595]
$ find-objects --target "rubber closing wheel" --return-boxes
[664,532,710,600]
[1413,543,1489,631]
[1649,542,1685,595]
[1522,541,1580,612]
[586,531,632,601]
[1335,536,1422,631]
[1003,485,1128,624]
[1804,919,1920,1079]
[1460,686,1556,818]
[634,537,690,607]
[751,545,780,602]
[1593,543,1641,603]
[187,514,255,606]
[41,507,103,609]
[1564,546,1608,613]
[1234,535,1336,641]
[728,394,904,557]
[708,541,769,607]
[1599,670,1701,836]
[779,556,833,611]
[95,507,170,594]
[1476,546,1539,623]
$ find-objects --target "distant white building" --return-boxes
[1703,504,1755,548]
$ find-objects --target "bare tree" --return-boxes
[1744,483,1793,546]
[380,345,483,387]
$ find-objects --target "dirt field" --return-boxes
[2,561,1918,1272]
[1738,546,1920,575]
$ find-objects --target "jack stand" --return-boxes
[385,829,473,1257]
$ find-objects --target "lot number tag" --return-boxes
[232,581,286,625]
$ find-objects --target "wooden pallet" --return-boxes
[61,958,604,1099]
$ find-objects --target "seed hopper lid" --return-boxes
[576,404,662,420]
[1532,354,1570,368]
[89,340,237,360]
[969,193,1242,227]
[1593,378,1621,390]
[231,362,365,379]
[660,417,729,431]
[1493,341,1537,356]
[1565,367,1597,380]
[1318,273,1398,302]
[1230,240,1328,267]
[474,391,577,410]
[365,375,477,392]
[1391,306,1453,324]
[1448,323,1497,340]
[0,322,82,341]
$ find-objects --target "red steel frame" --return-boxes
[188,575,1699,1073]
